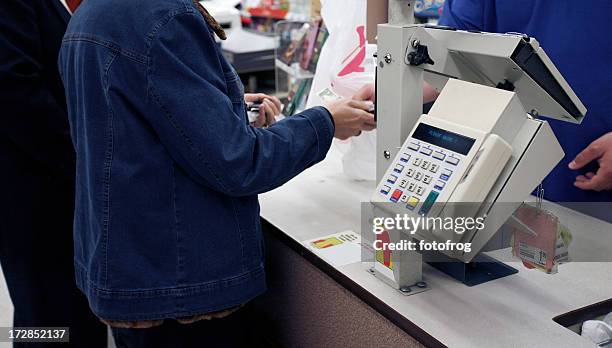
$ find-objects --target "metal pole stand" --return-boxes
[369,207,430,296]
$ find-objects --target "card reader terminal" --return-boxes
[373,114,512,220]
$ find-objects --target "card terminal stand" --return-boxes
[371,24,586,293]
[371,107,514,294]
[372,79,578,293]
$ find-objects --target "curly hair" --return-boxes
[192,0,227,40]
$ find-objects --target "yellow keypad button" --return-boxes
[407,197,420,209]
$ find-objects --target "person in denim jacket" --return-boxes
[59,0,375,345]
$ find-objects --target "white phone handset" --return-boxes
[448,134,513,204]
[434,134,513,243]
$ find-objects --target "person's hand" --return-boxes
[244,93,282,128]
[568,132,612,191]
[353,84,375,102]
[326,99,376,140]
[351,82,440,104]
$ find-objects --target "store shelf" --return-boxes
[248,7,289,20]
[275,59,314,79]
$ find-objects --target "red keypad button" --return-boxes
[392,189,403,201]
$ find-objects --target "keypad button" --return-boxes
[446,157,460,166]
[429,164,439,173]
[432,151,446,161]
[400,154,411,163]
[399,179,408,188]
[394,164,405,173]
[420,147,433,156]
[416,186,425,196]
[406,168,415,178]
[434,180,446,191]
[414,172,423,181]
[442,169,453,177]
[391,189,403,201]
[440,174,450,181]
[419,190,440,216]
[381,185,391,195]
[408,142,420,151]
[400,194,409,203]
[421,161,430,170]
[406,196,419,211]
[413,158,422,166]
[387,175,398,184]
[408,182,416,192]
[423,175,432,184]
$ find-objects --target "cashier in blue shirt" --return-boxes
[438,0,612,202]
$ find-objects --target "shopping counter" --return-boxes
[254,147,612,348]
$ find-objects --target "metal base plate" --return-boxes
[426,253,518,286]
[368,267,431,296]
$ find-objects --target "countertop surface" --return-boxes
[259,145,612,348]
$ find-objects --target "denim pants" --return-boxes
[111,308,251,348]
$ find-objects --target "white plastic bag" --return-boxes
[307,0,377,181]
[582,313,612,346]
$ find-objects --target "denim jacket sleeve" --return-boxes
[146,11,334,197]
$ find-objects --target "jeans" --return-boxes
[0,176,107,348]
[111,308,251,348]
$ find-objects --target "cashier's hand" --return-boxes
[569,132,612,191]
[353,84,375,102]
[351,82,440,103]
[245,93,282,128]
[326,99,376,140]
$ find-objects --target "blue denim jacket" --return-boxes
[59,0,333,321]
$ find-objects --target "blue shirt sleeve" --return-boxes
[146,11,334,197]
[439,0,486,31]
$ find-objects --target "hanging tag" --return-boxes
[553,223,573,264]
[510,203,572,274]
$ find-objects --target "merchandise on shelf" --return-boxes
[275,17,329,114]
[307,21,328,72]
[299,17,321,71]
[278,22,310,65]
[283,78,312,116]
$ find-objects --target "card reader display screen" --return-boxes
[412,123,475,155]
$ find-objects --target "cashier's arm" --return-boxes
[569,132,612,191]
[352,83,440,104]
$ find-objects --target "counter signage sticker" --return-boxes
[311,236,343,249]
[375,230,393,269]
[304,231,364,267]
[518,242,547,267]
